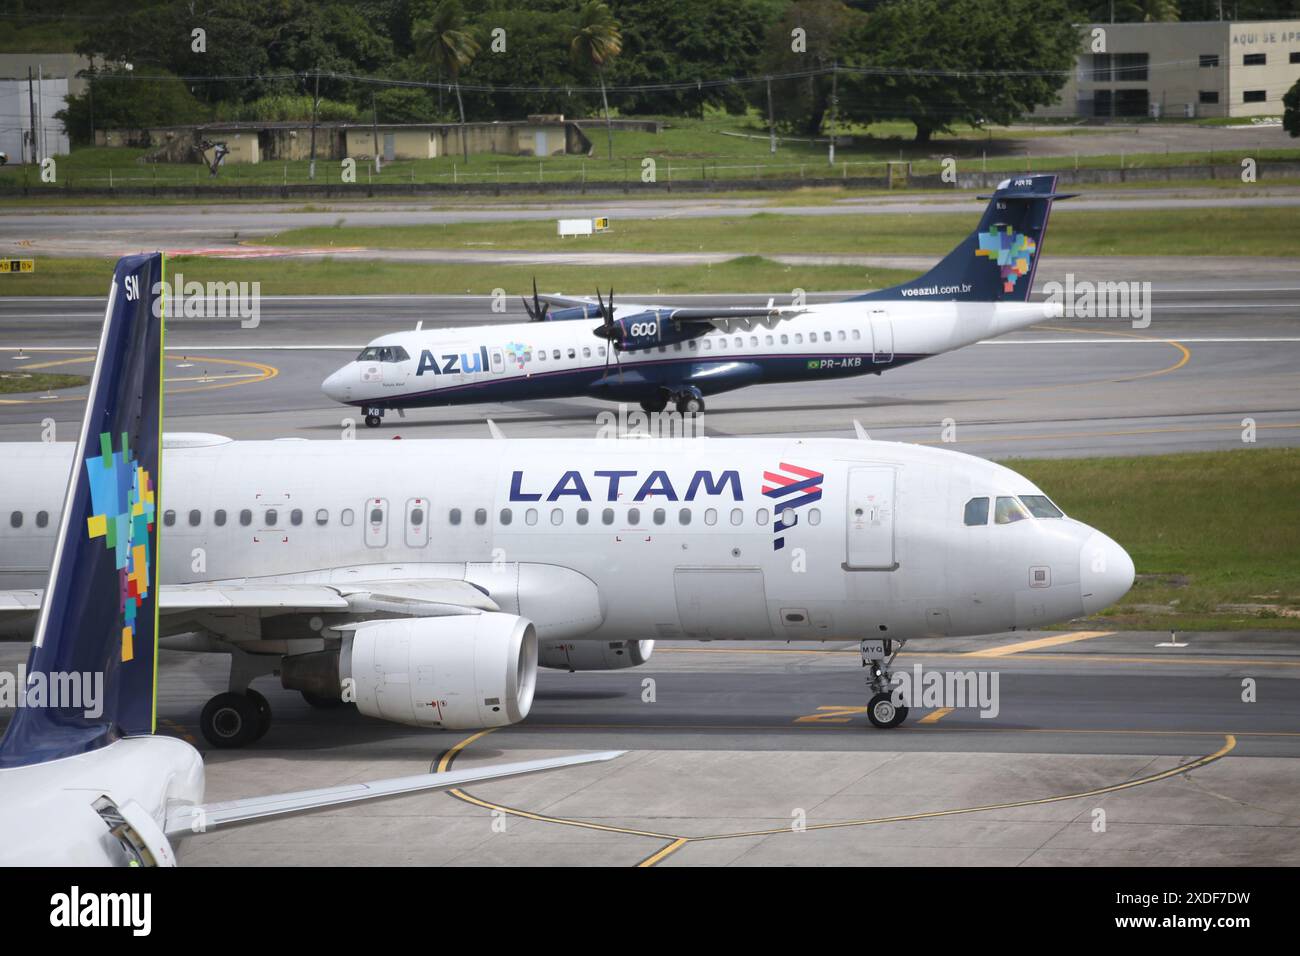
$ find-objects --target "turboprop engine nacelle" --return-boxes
[282,613,538,729]
[538,639,655,672]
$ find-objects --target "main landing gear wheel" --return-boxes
[200,692,268,748]
[364,414,382,428]
[867,692,908,729]
[245,688,273,742]
[640,395,668,413]
[675,393,704,415]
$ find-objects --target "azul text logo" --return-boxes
[416,346,491,376]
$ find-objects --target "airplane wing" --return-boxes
[538,293,807,332]
[163,750,624,837]
[0,578,499,622]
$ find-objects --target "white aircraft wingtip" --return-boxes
[487,419,505,439]
[853,420,870,441]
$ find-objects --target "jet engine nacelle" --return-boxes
[346,613,537,729]
[538,639,654,672]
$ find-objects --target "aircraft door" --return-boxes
[674,569,774,639]
[870,310,894,364]
[404,497,429,548]
[845,467,897,570]
[490,347,506,374]
[365,498,389,548]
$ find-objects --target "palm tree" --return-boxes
[569,1,623,161]
[415,0,481,163]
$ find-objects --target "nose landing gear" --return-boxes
[862,637,908,729]
[363,407,384,429]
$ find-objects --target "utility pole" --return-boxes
[828,62,838,166]
[36,65,44,161]
[371,92,381,173]
[308,69,320,181]
[766,76,776,155]
[27,68,37,164]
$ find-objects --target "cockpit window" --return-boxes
[356,345,410,363]
[995,496,1031,524]
[1019,495,1064,518]
[963,497,989,526]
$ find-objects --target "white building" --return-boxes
[0,77,71,164]
[1037,19,1300,119]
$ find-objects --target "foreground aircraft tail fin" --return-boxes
[857,173,1074,304]
[0,253,165,768]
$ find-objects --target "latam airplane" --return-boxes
[321,174,1072,426]
[1,252,1133,751]
[0,254,621,866]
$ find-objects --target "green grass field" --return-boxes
[0,255,916,298]
[0,372,87,394]
[2,115,1295,191]
[1010,448,1300,631]
[259,205,1300,259]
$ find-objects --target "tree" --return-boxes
[414,0,480,162]
[760,0,866,137]
[844,0,1082,144]
[1284,77,1300,139]
[569,1,623,161]
[1083,0,1180,21]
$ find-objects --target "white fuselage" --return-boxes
[0,436,1131,646]
[0,735,204,865]
[321,300,1059,410]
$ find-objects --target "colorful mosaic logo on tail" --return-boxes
[975,225,1036,294]
[84,431,156,663]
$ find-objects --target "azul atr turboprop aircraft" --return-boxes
[321,174,1073,427]
[0,254,621,866]
[0,253,1132,748]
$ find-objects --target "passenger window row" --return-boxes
[495,505,823,528]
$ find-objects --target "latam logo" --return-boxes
[510,469,743,502]
[763,462,824,550]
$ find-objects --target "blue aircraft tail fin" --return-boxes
[0,253,165,768]
[856,174,1074,303]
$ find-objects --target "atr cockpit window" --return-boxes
[995,496,1031,524]
[356,345,410,362]
[1019,495,1064,518]
[964,497,990,526]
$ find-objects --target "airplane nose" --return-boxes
[321,366,352,402]
[1078,531,1135,615]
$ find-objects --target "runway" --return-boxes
[4,630,1294,866]
[4,186,1300,260]
[2,280,1297,458]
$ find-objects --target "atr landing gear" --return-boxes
[640,394,668,413]
[363,407,384,428]
[862,637,909,729]
[674,387,704,415]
